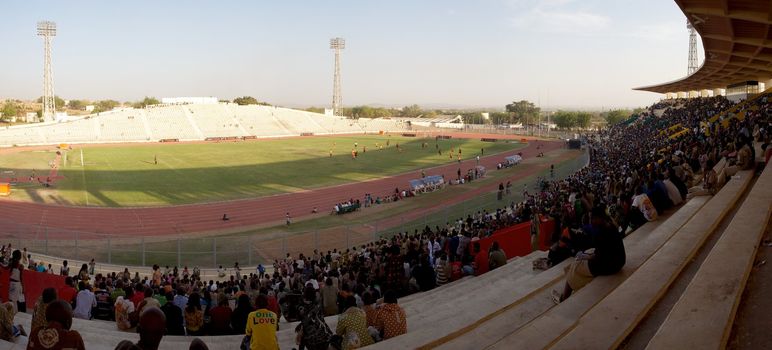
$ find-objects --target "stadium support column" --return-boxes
[330,37,345,116]
[766,80,772,92]
[713,88,724,97]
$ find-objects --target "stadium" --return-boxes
[0,0,770,349]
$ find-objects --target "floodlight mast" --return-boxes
[687,20,698,76]
[330,37,345,116]
[37,21,57,123]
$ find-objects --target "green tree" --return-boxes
[1,102,18,121]
[400,104,423,118]
[233,96,259,105]
[36,96,66,110]
[68,100,86,110]
[575,111,592,129]
[94,100,120,113]
[505,100,540,125]
[604,109,631,126]
[489,112,510,125]
[552,110,576,129]
[132,96,160,108]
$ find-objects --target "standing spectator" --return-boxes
[73,283,97,320]
[27,300,85,350]
[245,294,279,350]
[88,259,96,276]
[7,250,25,312]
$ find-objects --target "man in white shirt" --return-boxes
[73,284,97,320]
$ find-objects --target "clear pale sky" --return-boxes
[0,0,698,109]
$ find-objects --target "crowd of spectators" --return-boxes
[1,93,769,349]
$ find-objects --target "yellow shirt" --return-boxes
[245,308,278,350]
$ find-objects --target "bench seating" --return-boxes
[435,197,704,350]
[645,168,771,349]
[534,170,754,350]
[472,194,710,350]
[278,252,545,349]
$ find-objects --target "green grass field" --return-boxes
[0,135,524,206]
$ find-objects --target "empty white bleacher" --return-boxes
[96,111,149,142]
[185,104,245,138]
[0,103,411,147]
[144,106,200,141]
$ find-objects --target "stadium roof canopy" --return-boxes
[635,0,772,94]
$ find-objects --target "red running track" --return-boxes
[0,134,564,238]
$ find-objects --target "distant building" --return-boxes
[85,105,95,112]
[26,112,39,123]
[161,97,218,105]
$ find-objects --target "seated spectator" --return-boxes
[58,277,77,306]
[137,288,161,316]
[631,187,657,226]
[114,295,135,331]
[320,277,339,316]
[27,300,85,350]
[336,295,374,350]
[374,290,407,340]
[245,295,279,350]
[114,307,166,350]
[488,241,507,270]
[687,159,718,199]
[189,338,209,350]
[296,286,332,350]
[31,288,57,331]
[230,294,253,335]
[160,292,184,336]
[208,293,233,335]
[93,282,113,320]
[72,283,96,320]
[552,207,626,303]
[185,293,205,336]
[0,302,25,342]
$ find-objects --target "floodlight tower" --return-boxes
[37,21,57,123]
[330,37,345,116]
[687,19,698,75]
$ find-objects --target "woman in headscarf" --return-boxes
[335,295,373,350]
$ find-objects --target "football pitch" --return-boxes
[0,135,525,207]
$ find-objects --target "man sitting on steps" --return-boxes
[552,206,626,303]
